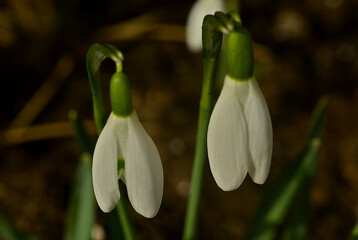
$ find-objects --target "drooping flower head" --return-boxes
[186,0,225,52]
[92,72,163,218]
[207,28,273,191]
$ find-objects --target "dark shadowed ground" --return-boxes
[0,0,358,239]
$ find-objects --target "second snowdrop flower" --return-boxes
[186,0,225,52]
[92,72,163,218]
[207,29,273,191]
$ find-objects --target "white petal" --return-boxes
[244,78,273,184]
[186,0,225,52]
[207,81,249,191]
[123,112,163,218]
[227,75,250,104]
[92,113,121,213]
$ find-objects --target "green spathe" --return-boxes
[202,15,223,60]
[110,72,133,117]
[227,29,254,80]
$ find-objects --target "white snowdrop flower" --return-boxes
[186,0,225,52]
[93,111,163,218]
[92,72,163,218]
[207,75,272,191]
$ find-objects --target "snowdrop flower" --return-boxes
[92,72,163,218]
[207,30,272,191]
[186,0,225,52]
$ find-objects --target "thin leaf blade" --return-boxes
[243,98,328,240]
[63,153,96,240]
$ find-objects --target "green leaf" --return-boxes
[282,98,328,240]
[102,211,124,240]
[0,214,39,240]
[64,112,96,240]
[348,221,358,240]
[68,110,94,155]
[0,215,22,240]
[306,98,328,141]
[63,153,96,240]
[243,98,328,240]
[281,182,310,240]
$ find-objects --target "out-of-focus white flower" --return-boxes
[186,0,225,52]
[207,75,272,191]
[92,111,163,218]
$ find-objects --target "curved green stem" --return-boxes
[183,18,223,240]
[86,43,136,240]
[86,43,123,132]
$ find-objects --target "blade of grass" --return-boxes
[243,98,328,240]
[0,215,22,240]
[63,153,96,240]
[306,98,328,141]
[0,215,39,240]
[281,182,310,240]
[282,98,328,240]
[348,221,358,240]
[64,111,96,240]
[69,110,94,154]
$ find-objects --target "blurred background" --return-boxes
[0,0,358,239]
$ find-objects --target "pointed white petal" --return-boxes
[123,112,163,218]
[186,0,225,52]
[207,80,249,191]
[92,113,121,212]
[245,78,273,184]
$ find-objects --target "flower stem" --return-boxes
[117,182,137,240]
[183,18,222,240]
[182,106,211,240]
[86,43,123,133]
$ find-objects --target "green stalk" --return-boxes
[117,182,137,240]
[86,43,123,132]
[86,43,136,240]
[183,17,223,240]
